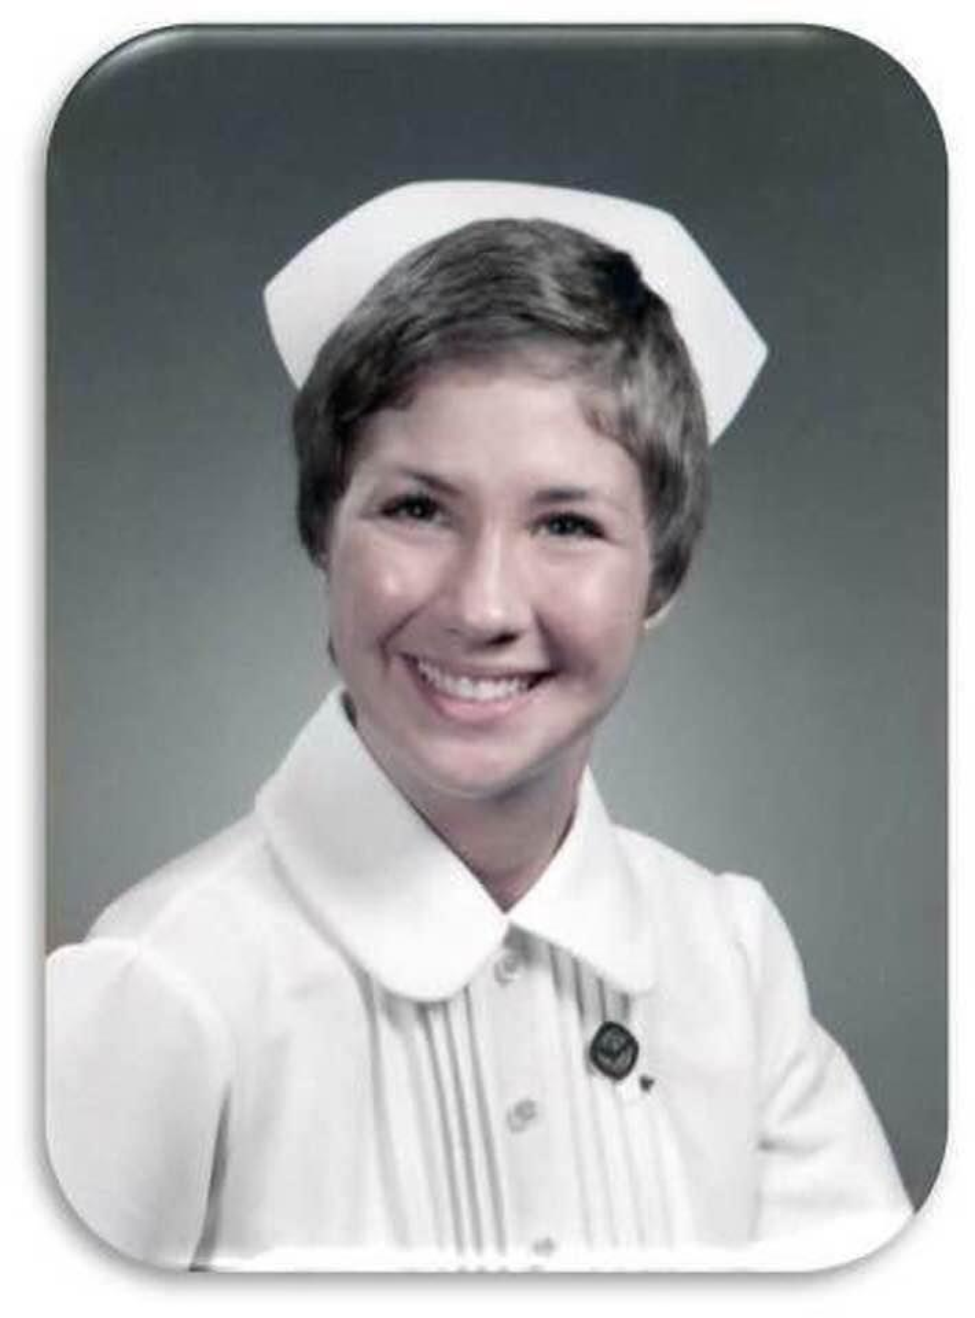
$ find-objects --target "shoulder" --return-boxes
[615,823,766,926]
[615,823,716,892]
[614,823,793,986]
[89,817,269,941]
[86,816,296,985]
[63,812,355,1032]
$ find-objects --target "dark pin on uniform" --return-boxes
[588,1021,640,1081]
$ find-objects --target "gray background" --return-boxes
[47,26,946,1212]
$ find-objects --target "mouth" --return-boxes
[414,656,547,700]
[403,655,551,720]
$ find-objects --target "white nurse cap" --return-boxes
[264,180,767,443]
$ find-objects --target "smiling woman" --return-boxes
[327,364,652,871]
[326,364,654,907]
[45,180,911,1271]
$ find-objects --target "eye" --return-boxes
[539,512,605,540]
[379,493,445,524]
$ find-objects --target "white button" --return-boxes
[530,1236,558,1257]
[494,948,522,984]
[506,1097,539,1132]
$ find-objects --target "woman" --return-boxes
[46,181,910,1270]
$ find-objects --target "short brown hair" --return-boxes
[292,217,709,616]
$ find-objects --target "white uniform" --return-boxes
[46,689,910,1271]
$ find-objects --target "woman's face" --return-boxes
[325,360,652,809]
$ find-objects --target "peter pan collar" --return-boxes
[255,690,657,1002]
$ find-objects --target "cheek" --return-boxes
[543,560,648,670]
[328,531,439,634]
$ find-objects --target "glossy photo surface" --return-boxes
[46,27,946,1269]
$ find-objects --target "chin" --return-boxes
[349,676,607,808]
[405,730,592,806]
[403,753,535,803]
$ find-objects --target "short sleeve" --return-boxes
[46,938,232,1268]
[723,875,912,1263]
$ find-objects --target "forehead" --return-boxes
[351,359,639,490]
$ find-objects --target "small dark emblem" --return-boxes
[588,1021,639,1081]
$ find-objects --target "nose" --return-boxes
[439,526,531,644]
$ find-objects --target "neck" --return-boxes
[414,768,584,910]
[351,714,587,910]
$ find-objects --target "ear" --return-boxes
[642,596,675,634]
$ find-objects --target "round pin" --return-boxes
[588,1021,639,1081]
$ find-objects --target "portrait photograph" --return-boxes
[44,24,946,1272]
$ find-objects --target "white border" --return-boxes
[10,5,965,1314]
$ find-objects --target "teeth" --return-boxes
[415,659,534,703]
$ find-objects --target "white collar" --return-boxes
[255,690,657,1002]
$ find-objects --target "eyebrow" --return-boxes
[386,467,629,514]
[390,467,463,496]
[532,485,599,504]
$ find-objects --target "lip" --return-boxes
[400,654,551,726]
[406,654,550,682]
